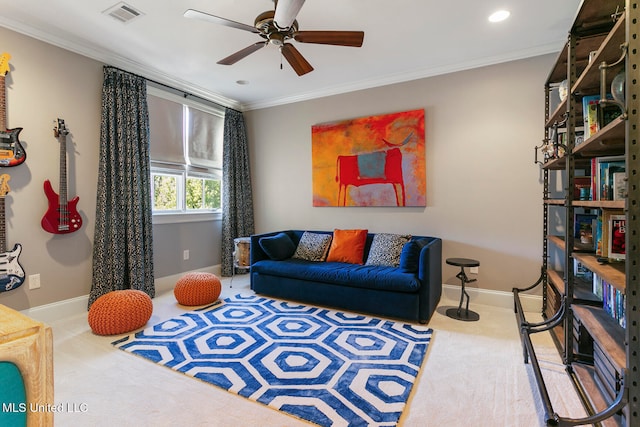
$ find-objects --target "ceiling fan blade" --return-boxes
[274,0,305,29]
[281,43,313,76]
[294,31,364,47]
[184,9,259,34]
[217,42,267,65]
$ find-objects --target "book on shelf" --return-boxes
[608,214,626,261]
[574,126,585,146]
[583,95,599,139]
[593,155,625,201]
[592,273,626,328]
[591,158,597,203]
[574,259,593,281]
[601,100,623,129]
[592,273,603,299]
[557,126,585,147]
[595,209,603,257]
[573,176,591,200]
[598,209,625,259]
[613,172,626,200]
[574,213,597,249]
[582,94,623,139]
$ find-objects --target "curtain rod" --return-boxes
[103,65,241,113]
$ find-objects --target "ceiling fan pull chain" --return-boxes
[280,48,283,70]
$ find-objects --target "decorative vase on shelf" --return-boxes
[611,71,625,104]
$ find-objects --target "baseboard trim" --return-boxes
[21,265,222,324]
[23,273,541,324]
[443,284,542,313]
[20,295,91,325]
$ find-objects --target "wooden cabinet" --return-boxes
[514,0,640,425]
[0,304,53,427]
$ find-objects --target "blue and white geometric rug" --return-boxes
[113,294,433,426]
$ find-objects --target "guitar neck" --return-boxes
[0,76,5,131]
[0,196,6,254]
[59,132,67,204]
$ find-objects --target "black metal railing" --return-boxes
[513,277,627,426]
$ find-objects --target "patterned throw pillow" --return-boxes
[292,232,333,261]
[365,233,412,267]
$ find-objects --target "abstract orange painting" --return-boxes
[311,109,425,207]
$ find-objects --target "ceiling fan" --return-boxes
[184,0,364,76]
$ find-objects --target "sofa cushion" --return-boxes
[292,232,332,261]
[252,259,421,293]
[365,233,411,267]
[400,238,430,273]
[259,232,296,260]
[326,229,368,264]
[400,241,420,273]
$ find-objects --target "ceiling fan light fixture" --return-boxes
[269,33,285,46]
[488,10,510,23]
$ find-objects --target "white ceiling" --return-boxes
[0,0,581,110]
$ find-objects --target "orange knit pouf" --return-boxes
[88,290,153,336]
[174,272,222,306]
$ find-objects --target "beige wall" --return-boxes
[245,54,555,293]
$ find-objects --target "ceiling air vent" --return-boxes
[103,2,144,24]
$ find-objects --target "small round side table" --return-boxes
[446,258,480,321]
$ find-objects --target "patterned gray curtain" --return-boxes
[221,108,254,276]
[88,66,154,307]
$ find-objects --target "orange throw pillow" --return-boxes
[326,229,368,264]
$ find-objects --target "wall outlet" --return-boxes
[183,250,190,260]
[469,266,479,274]
[29,274,41,290]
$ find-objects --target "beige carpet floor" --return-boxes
[46,276,586,426]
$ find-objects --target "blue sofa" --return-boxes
[250,230,442,323]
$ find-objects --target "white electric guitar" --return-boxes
[0,174,25,292]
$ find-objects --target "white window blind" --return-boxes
[148,94,185,166]
[187,106,223,170]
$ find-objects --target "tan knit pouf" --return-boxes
[174,272,222,306]
[88,290,153,336]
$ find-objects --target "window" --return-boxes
[186,176,221,210]
[152,172,181,211]
[147,86,224,222]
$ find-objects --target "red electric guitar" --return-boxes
[0,52,27,167]
[41,119,82,234]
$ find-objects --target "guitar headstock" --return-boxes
[54,118,68,138]
[0,174,11,197]
[0,53,11,77]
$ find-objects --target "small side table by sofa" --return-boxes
[446,257,480,321]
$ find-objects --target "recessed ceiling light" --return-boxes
[488,10,510,23]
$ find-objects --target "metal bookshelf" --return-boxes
[513,1,639,425]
